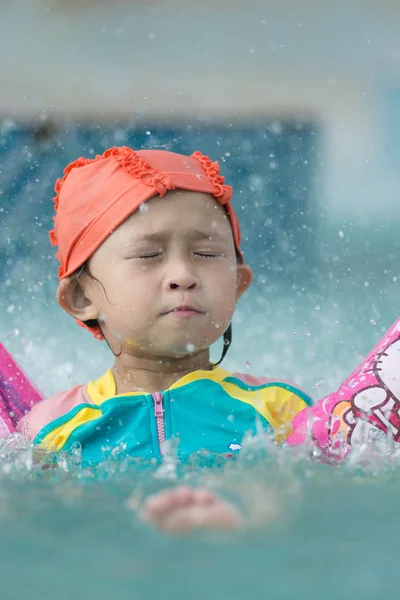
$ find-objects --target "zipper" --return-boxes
[152,391,166,456]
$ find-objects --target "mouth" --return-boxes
[162,305,204,318]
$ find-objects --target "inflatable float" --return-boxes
[0,342,42,436]
[287,318,400,459]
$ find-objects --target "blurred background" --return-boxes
[1,0,400,397]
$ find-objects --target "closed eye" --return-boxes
[127,251,222,260]
[136,253,162,260]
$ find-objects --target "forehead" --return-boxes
[111,190,232,241]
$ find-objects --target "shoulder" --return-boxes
[18,384,90,441]
[228,372,314,406]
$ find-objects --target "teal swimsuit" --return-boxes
[34,367,312,465]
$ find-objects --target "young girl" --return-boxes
[19,146,313,533]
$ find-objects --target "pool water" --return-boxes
[1,121,400,599]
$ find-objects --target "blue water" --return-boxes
[1,121,400,599]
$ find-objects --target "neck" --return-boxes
[112,348,212,394]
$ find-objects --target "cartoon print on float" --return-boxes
[329,338,400,446]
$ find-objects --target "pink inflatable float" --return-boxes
[0,342,42,436]
[288,319,400,460]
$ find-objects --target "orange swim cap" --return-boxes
[50,146,243,339]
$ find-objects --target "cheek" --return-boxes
[96,269,153,315]
[206,268,238,307]
[116,280,153,312]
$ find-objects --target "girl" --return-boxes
[18,146,314,533]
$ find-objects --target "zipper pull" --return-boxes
[153,391,163,417]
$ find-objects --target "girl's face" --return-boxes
[63,190,252,359]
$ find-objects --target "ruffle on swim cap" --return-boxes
[50,146,242,339]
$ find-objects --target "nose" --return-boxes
[165,260,199,291]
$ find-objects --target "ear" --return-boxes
[236,263,253,300]
[56,275,99,323]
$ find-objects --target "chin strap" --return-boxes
[213,323,232,366]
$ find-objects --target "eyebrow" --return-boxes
[124,229,230,246]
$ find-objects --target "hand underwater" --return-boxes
[131,485,243,535]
